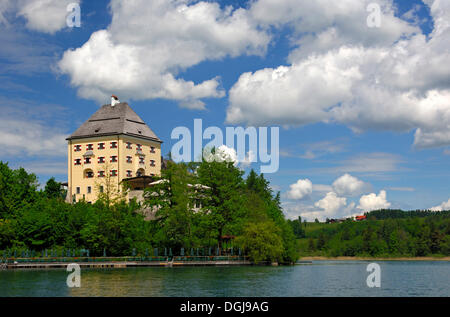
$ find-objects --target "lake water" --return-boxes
[1,261,449,297]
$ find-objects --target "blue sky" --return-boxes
[1,0,449,220]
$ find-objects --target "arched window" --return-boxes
[136,168,145,177]
[84,169,94,179]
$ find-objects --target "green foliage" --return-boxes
[235,221,284,263]
[288,216,305,238]
[298,213,450,257]
[0,160,299,263]
[0,162,39,218]
[144,161,195,249]
[197,158,247,248]
[44,177,64,200]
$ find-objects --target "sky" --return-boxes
[0,0,449,221]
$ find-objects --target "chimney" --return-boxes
[111,95,120,107]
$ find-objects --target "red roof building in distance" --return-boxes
[355,215,367,221]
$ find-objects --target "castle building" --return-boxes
[66,96,162,203]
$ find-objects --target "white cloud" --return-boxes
[287,179,313,200]
[0,0,13,26]
[0,117,67,157]
[0,98,68,157]
[358,190,391,211]
[326,152,404,174]
[430,198,450,211]
[15,161,67,176]
[227,0,450,149]
[58,0,269,107]
[16,0,80,34]
[282,140,346,160]
[289,191,358,221]
[240,150,256,168]
[332,173,368,196]
[315,191,347,214]
[312,184,333,193]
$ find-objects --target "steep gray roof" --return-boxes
[67,102,162,143]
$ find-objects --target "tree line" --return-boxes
[0,158,299,264]
[293,211,450,257]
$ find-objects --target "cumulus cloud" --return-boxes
[315,192,348,214]
[58,0,269,107]
[430,198,450,211]
[358,190,391,211]
[16,0,80,34]
[287,179,313,200]
[332,173,369,196]
[227,0,450,149]
[286,191,357,221]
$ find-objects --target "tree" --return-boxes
[197,158,246,249]
[95,162,127,206]
[44,177,63,199]
[289,216,305,238]
[317,233,326,250]
[143,161,195,248]
[308,238,316,251]
[236,221,284,263]
[0,162,38,218]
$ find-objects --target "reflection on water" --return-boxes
[0,261,449,297]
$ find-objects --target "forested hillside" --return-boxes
[289,210,450,257]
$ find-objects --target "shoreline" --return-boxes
[1,260,252,270]
[299,256,450,261]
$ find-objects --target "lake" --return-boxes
[0,261,449,297]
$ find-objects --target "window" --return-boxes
[136,170,144,177]
[136,144,142,151]
[98,157,105,164]
[139,157,145,164]
[99,186,104,193]
[74,145,81,152]
[150,160,155,167]
[86,144,94,151]
[84,157,91,164]
[110,141,118,149]
[110,170,118,177]
[126,156,132,163]
[85,171,94,178]
[76,187,80,194]
[126,170,132,177]
[126,142,132,149]
[110,156,118,163]
[87,186,92,194]
[98,143,105,150]
[74,159,81,165]
[98,171,105,178]
[150,146,156,153]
